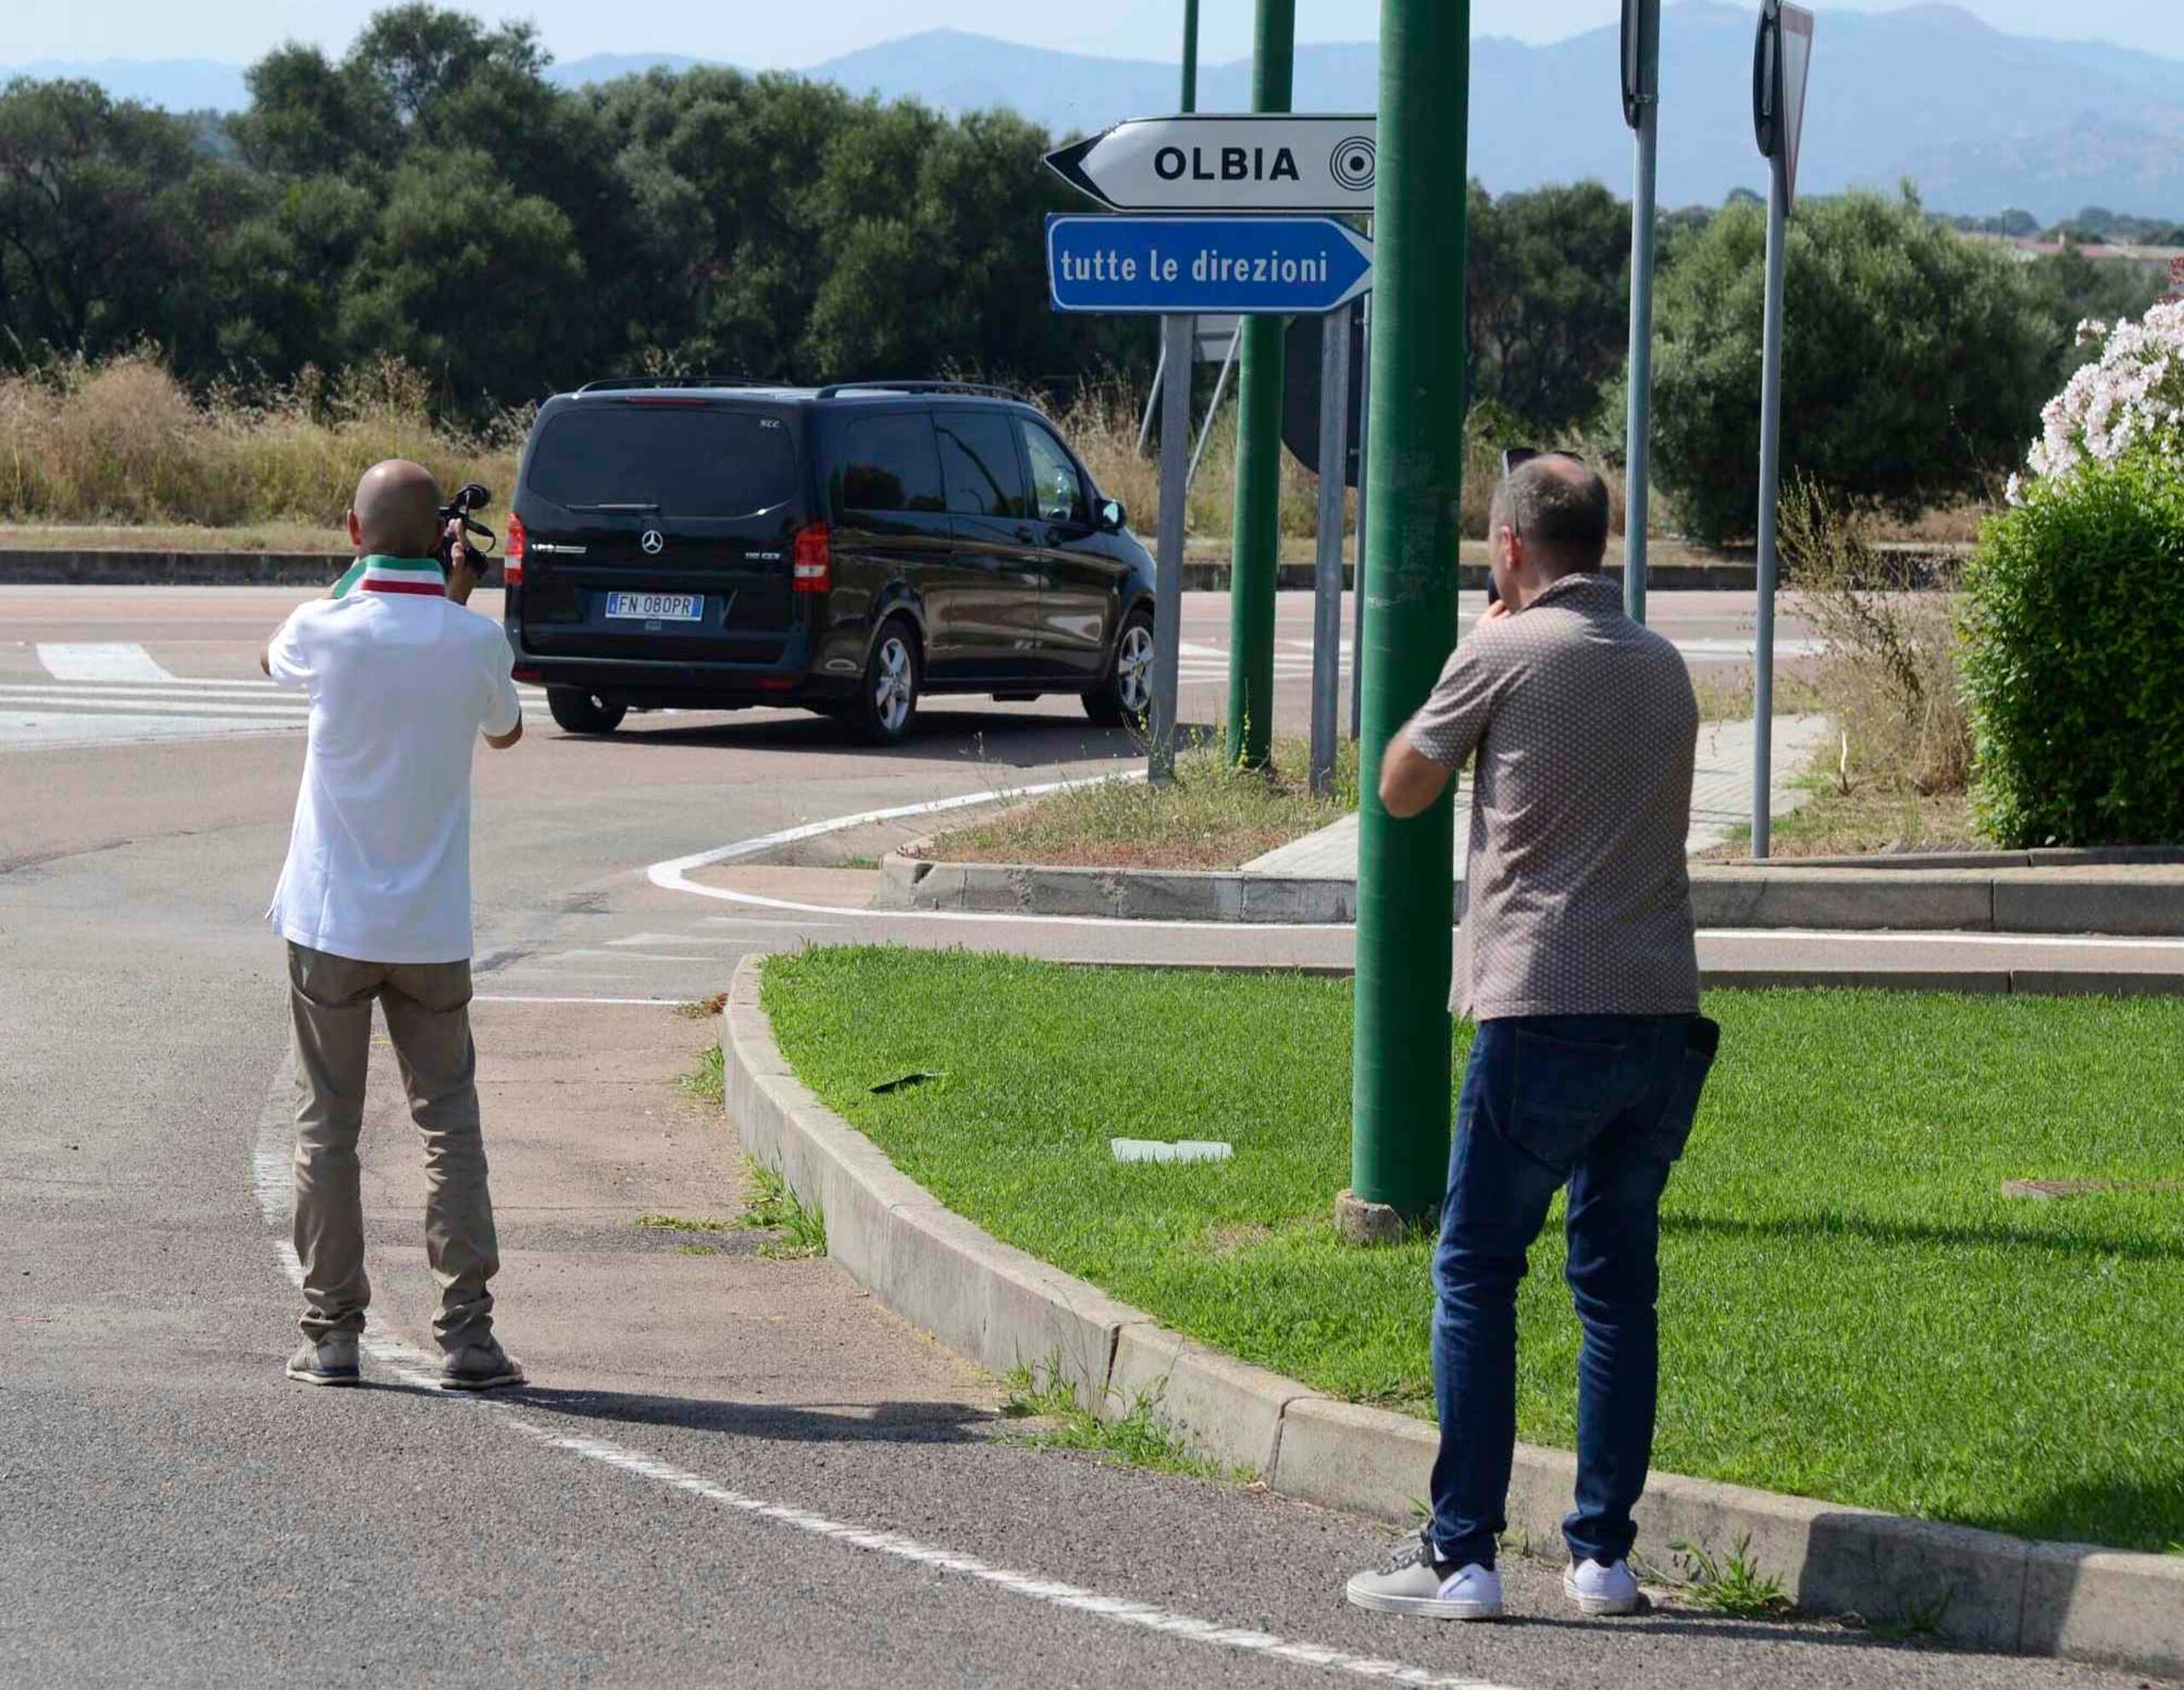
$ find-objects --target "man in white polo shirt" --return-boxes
[262,458,526,1391]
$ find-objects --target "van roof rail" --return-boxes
[575,375,769,394]
[813,379,1026,403]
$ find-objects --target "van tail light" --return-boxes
[792,522,832,593]
[502,513,526,588]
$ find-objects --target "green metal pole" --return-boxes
[1223,0,1294,770]
[1181,0,1199,111]
[1348,0,1470,1222]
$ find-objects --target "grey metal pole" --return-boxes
[1349,283,1372,740]
[1310,300,1352,794]
[1623,57,1659,623]
[1187,322,1242,491]
[1751,149,1788,859]
[1136,340,1168,456]
[1151,312,1194,785]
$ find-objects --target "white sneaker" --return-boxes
[1564,1557,1642,1616]
[1345,1536,1505,1621]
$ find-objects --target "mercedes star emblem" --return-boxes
[640,529,665,555]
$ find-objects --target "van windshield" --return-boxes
[526,405,799,520]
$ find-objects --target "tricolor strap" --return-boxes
[330,555,447,599]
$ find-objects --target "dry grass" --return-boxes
[0,355,521,529]
[0,521,350,553]
[1780,478,1972,800]
[913,733,1358,870]
[1700,775,1978,860]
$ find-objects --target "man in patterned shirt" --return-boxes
[1346,452,1720,1624]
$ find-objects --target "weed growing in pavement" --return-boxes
[1869,1587,1955,1645]
[677,993,729,1021]
[1647,1534,1794,1617]
[680,1045,725,1106]
[737,1159,827,1259]
[999,1365,1244,1482]
[635,1213,735,1233]
[675,1244,719,1257]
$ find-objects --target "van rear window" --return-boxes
[526,406,798,520]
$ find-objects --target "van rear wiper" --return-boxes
[567,501,661,513]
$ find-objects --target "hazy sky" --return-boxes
[3,0,2177,68]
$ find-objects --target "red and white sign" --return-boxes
[1780,4,1815,206]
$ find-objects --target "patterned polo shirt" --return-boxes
[1403,572,1699,1021]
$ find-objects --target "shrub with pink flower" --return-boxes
[2011,299,2184,500]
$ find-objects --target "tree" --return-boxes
[1464,182,1631,432]
[0,79,240,369]
[1651,189,2057,542]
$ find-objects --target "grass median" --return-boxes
[762,948,2184,1554]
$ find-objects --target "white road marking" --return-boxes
[247,1071,1521,1690]
[37,642,177,682]
[0,688,305,717]
[0,711,299,746]
[472,993,683,1005]
[647,781,1353,933]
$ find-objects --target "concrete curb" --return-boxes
[719,954,2183,1676]
[0,549,503,588]
[878,849,2184,939]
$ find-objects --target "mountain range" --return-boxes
[7,3,2182,221]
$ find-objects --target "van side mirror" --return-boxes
[1098,498,1126,534]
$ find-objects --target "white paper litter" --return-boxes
[1110,1138,1234,1165]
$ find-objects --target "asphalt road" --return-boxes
[2,583,2169,1689]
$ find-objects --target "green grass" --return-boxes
[999,1365,1241,1481]
[918,733,1359,871]
[681,1044,725,1106]
[762,948,2184,1553]
[737,1158,828,1259]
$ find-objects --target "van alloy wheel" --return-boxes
[874,636,914,735]
[1115,620,1154,716]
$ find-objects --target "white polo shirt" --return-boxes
[264,557,521,965]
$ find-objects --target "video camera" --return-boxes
[438,482,497,577]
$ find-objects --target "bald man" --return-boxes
[259,459,526,1391]
[1347,454,1717,1624]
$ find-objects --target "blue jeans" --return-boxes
[1426,1013,1719,1572]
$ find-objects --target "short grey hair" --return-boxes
[1490,455,1611,575]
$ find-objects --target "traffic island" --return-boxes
[721,948,2184,1676]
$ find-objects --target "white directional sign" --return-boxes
[1045,115,1377,213]
[1779,3,1815,205]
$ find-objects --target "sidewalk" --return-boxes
[1243,712,1835,879]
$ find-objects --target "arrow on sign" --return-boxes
[1045,114,1378,213]
[1045,215,1373,315]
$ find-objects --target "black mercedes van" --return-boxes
[502,379,1158,745]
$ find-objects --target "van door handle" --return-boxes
[1014,526,1037,544]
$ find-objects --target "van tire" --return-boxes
[546,687,627,735]
[1084,608,1153,727]
[849,619,921,746]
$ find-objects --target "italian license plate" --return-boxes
[606,591,702,622]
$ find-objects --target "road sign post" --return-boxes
[1345,0,1471,1234]
[1350,287,1370,740]
[1228,0,1298,772]
[1151,311,1194,785]
[1622,0,1662,624]
[1310,299,1352,796]
[1749,0,1813,860]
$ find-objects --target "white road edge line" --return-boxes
[247,1074,1519,1690]
[645,778,1356,933]
[1695,926,2184,953]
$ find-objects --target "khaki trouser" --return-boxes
[287,942,500,1351]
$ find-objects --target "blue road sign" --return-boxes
[1044,214,1373,315]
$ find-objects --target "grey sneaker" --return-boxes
[287,1333,361,1386]
[439,1337,526,1391]
[1345,1534,1505,1621]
